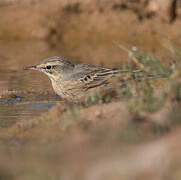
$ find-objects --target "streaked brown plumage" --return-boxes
[24,56,159,102]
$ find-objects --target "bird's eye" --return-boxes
[46,65,51,69]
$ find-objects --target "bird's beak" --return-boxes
[24,65,38,70]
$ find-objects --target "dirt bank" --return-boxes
[0,0,181,66]
[1,1,181,179]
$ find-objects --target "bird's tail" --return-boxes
[117,69,168,81]
[133,70,168,81]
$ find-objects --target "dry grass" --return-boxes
[1,1,181,179]
[1,48,181,179]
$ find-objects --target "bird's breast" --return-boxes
[50,79,85,102]
[51,79,66,97]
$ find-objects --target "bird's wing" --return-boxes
[64,64,135,90]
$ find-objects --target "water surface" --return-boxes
[0,40,61,127]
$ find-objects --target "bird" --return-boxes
[24,56,163,103]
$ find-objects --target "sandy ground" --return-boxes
[0,0,181,179]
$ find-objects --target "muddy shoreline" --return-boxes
[1,0,181,179]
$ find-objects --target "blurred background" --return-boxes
[1,0,181,179]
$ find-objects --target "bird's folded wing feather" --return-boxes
[63,64,138,90]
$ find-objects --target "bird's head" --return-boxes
[24,56,74,80]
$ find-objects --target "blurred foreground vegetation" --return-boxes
[1,1,181,179]
[1,43,181,180]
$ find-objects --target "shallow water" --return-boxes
[0,40,61,127]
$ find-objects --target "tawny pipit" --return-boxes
[24,56,154,102]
